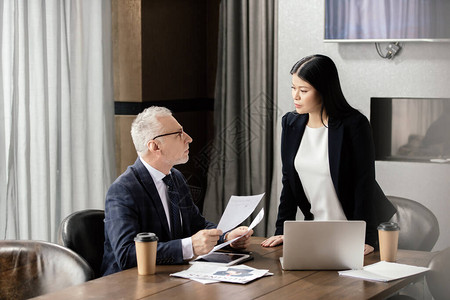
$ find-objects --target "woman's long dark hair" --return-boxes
[290,54,356,125]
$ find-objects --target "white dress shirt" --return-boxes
[139,157,194,260]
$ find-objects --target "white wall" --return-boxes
[277,0,450,250]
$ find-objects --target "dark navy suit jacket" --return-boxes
[275,111,396,247]
[101,158,216,276]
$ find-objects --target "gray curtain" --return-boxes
[203,0,278,236]
[0,0,115,241]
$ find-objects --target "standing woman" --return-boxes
[261,54,396,254]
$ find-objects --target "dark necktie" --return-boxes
[162,174,183,239]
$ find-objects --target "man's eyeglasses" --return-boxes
[152,129,183,140]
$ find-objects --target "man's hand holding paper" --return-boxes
[192,229,223,256]
[225,226,253,249]
[196,193,265,259]
[216,193,265,233]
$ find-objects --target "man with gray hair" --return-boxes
[101,106,253,276]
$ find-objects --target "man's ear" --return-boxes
[147,140,160,153]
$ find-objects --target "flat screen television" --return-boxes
[325,0,450,42]
[370,97,450,162]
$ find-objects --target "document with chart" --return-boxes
[171,263,272,284]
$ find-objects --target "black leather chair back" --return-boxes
[387,196,439,251]
[0,240,93,299]
[58,209,105,278]
[426,247,450,300]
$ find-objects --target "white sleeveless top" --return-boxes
[294,126,347,221]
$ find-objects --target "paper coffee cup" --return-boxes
[377,222,400,262]
[134,232,158,275]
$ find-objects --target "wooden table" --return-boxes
[33,237,434,300]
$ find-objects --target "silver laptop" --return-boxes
[280,220,366,270]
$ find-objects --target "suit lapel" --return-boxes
[328,120,343,194]
[287,114,308,168]
[132,159,171,237]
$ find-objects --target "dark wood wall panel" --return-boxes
[113,0,220,212]
[141,0,219,101]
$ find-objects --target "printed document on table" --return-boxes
[171,263,271,284]
[338,261,430,282]
[197,208,264,259]
[216,193,265,233]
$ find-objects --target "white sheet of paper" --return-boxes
[338,261,430,282]
[190,278,220,284]
[216,193,265,233]
[197,208,264,259]
[247,207,264,231]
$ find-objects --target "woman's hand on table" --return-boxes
[261,235,284,247]
[364,244,374,255]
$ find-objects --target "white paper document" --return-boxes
[171,263,271,284]
[197,208,264,259]
[216,193,265,233]
[338,261,430,282]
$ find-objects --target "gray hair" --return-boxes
[131,106,172,155]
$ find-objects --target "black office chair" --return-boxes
[387,196,439,251]
[58,209,105,278]
[0,240,93,299]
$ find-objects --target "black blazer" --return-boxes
[275,111,396,247]
[101,158,216,276]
